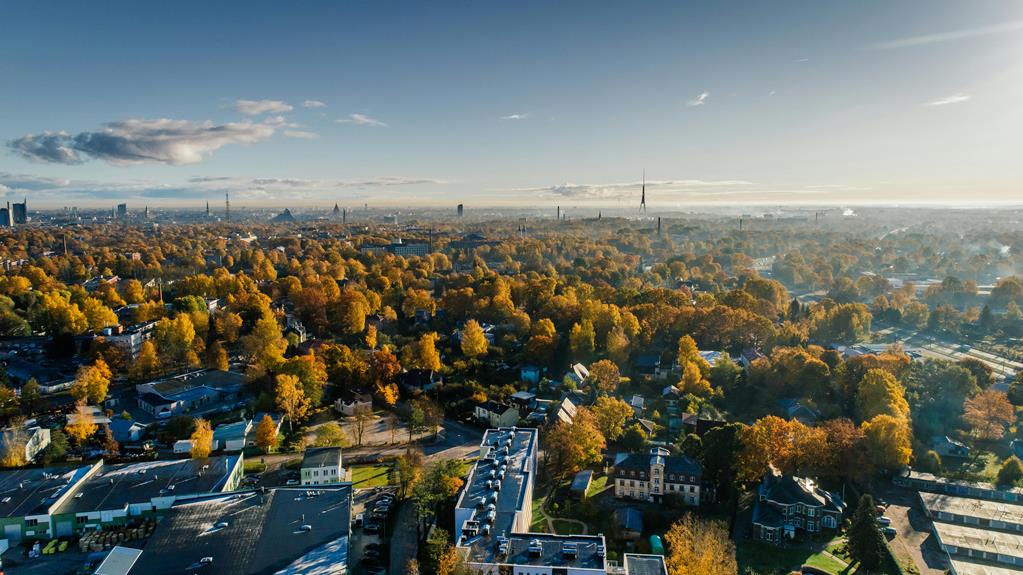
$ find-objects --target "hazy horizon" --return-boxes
[3,1,1022,208]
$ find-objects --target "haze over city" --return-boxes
[2,0,1022,208]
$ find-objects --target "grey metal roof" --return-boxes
[129,485,352,575]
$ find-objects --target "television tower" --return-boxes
[225,192,230,221]
[640,169,647,212]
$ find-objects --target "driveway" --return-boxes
[876,485,948,575]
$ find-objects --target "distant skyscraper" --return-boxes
[12,198,27,224]
[144,206,150,220]
[333,203,341,219]
[117,203,128,219]
[225,192,230,221]
[0,203,10,227]
[457,203,464,218]
[640,169,646,212]
[206,201,210,218]
[342,208,347,224]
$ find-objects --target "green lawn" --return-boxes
[551,519,585,535]
[736,541,848,575]
[587,475,610,497]
[350,464,393,488]
[530,488,550,532]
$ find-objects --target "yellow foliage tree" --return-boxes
[275,374,310,431]
[855,368,910,421]
[664,513,737,575]
[130,340,162,381]
[678,361,713,397]
[71,360,111,405]
[861,414,912,471]
[190,418,214,459]
[460,319,489,358]
[255,414,278,453]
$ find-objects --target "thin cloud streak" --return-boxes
[302,100,327,109]
[234,99,294,115]
[871,19,1023,49]
[926,94,971,107]
[336,113,387,127]
[687,92,709,107]
[501,113,529,120]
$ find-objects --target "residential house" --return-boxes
[628,395,646,418]
[564,363,589,386]
[679,412,727,438]
[520,365,541,384]
[508,391,537,413]
[398,369,442,394]
[614,507,644,540]
[301,447,345,486]
[109,418,146,444]
[334,391,373,417]
[612,447,705,506]
[778,398,820,426]
[931,436,970,459]
[751,468,845,544]
[474,401,519,428]
[635,354,665,381]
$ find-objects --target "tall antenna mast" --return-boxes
[640,169,647,212]
[225,192,230,221]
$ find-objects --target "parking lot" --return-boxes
[876,485,949,575]
[350,486,396,575]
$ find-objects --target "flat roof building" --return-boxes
[127,485,352,575]
[455,427,608,574]
[300,447,345,486]
[921,491,1023,534]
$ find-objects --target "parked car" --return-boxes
[286,479,300,486]
[364,548,382,560]
[353,513,365,528]
[882,526,897,538]
[877,516,892,527]
[364,521,382,534]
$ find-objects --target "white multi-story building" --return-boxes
[455,427,609,575]
[612,447,705,506]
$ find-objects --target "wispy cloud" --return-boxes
[233,99,293,115]
[336,113,387,127]
[302,100,327,109]
[926,94,971,107]
[687,92,709,107]
[0,171,447,203]
[9,119,275,166]
[283,130,320,139]
[871,19,1023,49]
[504,178,753,200]
[501,113,529,120]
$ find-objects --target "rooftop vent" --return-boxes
[562,541,578,559]
[596,544,605,558]
[528,539,543,557]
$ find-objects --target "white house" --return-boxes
[334,391,373,417]
[474,401,519,428]
[301,447,345,486]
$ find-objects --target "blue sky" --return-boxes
[2,1,1022,208]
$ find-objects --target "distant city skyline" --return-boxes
[2,1,1022,207]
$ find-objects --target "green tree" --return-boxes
[848,494,885,571]
[998,456,1023,487]
[314,421,349,447]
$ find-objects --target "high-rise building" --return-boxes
[0,203,10,227]
[12,198,27,224]
[333,203,341,219]
[457,203,464,218]
[117,203,128,219]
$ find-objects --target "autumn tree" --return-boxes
[130,340,162,381]
[65,406,98,446]
[190,418,214,459]
[591,395,634,441]
[861,414,912,471]
[545,408,606,480]
[396,449,425,498]
[0,428,27,468]
[315,421,349,447]
[998,456,1023,486]
[678,361,713,397]
[206,340,229,371]
[255,414,278,453]
[460,319,489,358]
[855,368,910,422]
[403,332,442,372]
[275,374,310,431]
[588,359,621,394]
[569,320,596,359]
[244,313,288,373]
[71,359,111,405]
[964,389,1015,440]
[663,513,737,575]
